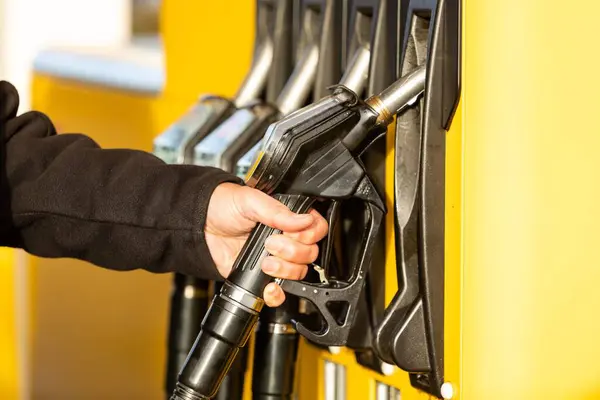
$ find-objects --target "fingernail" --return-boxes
[262,258,280,274]
[266,284,278,296]
[293,213,312,221]
[265,236,284,254]
[285,231,300,240]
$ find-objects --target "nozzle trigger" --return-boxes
[280,191,384,346]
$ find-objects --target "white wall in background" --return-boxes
[0,0,5,78]
[0,0,132,112]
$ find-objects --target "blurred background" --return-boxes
[0,0,163,111]
[0,1,253,399]
[5,1,600,400]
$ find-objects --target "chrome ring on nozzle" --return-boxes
[366,65,427,125]
[267,323,297,335]
[221,281,265,312]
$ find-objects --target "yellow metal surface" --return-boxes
[444,100,463,399]
[462,1,600,399]
[0,249,19,400]
[160,0,254,102]
[29,75,170,400]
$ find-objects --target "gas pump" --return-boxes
[373,0,460,397]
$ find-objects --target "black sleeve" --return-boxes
[0,80,242,280]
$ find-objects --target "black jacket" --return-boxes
[0,80,240,280]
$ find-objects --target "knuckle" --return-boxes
[285,243,298,258]
[318,223,329,238]
[295,230,312,244]
[273,209,290,226]
[284,262,296,278]
[305,229,317,243]
[309,245,319,262]
[300,265,309,279]
[296,265,307,280]
[275,203,291,215]
[315,212,326,224]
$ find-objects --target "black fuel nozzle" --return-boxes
[209,282,249,400]
[170,66,426,400]
[252,296,300,400]
[165,275,211,395]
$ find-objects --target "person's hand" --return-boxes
[206,182,328,307]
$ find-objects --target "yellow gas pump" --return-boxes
[14,1,600,400]
[461,1,600,399]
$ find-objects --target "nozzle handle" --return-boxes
[165,275,210,395]
[227,194,315,297]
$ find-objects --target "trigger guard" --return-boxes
[280,278,364,346]
[280,178,385,346]
[295,320,332,345]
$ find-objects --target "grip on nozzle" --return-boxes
[166,275,210,395]
[172,195,313,399]
[177,294,258,398]
[252,298,300,399]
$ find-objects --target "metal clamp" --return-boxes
[221,281,265,312]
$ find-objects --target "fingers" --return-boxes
[238,187,314,232]
[285,208,328,245]
[259,209,325,308]
[263,282,285,307]
[235,189,330,309]
[262,256,309,280]
[265,234,318,265]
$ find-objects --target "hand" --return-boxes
[206,183,328,307]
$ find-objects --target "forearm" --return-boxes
[1,109,241,279]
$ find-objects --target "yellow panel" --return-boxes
[445,100,463,399]
[462,1,600,399]
[0,249,18,400]
[30,75,170,400]
[385,121,400,307]
[31,74,161,148]
[160,0,255,101]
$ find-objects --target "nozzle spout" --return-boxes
[367,65,426,124]
[342,66,426,152]
[275,43,320,116]
[234,39,275,108]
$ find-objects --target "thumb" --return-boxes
[237,187,314,232]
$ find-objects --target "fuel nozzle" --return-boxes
[251,296,300,400]
[342,65,427,152]
[170,66,426,400]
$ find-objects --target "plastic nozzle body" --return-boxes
[171,196,312,399]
